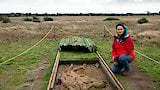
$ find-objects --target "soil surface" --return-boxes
[110,63,160,90]
[124,64,159,90]
[54,64,112,90]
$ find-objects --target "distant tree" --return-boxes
[25,13,29,16]
[80,13,83,16]
[29,13,32,16]
[44,13,48,16]
[147,11,151,15]
[126,13,133,16]
[35,13,38,16]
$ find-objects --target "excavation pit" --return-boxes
[54,60,112,90]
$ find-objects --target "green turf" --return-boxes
[60,51,97,59]
[0,37,159,89]
[0,38,59,90]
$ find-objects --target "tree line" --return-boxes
[0,12,160,17]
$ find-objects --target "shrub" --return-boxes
[32,16,39,19]
[0,17,2,21]
[138,17,148,24]
[32,18,40,23]
[43,17,53,21]
[32,16,41,22]
[23,17,32,21]
[2,17,11,23]
[23,85,29,87]
[103,17,120,21]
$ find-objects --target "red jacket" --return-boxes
[112,34,135,61]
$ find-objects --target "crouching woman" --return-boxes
[112,24,135,76]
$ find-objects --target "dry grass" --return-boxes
[1,16,160,44]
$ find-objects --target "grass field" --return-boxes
[0,16,160,90]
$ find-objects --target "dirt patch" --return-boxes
[55,64,112,90]
[107,61,159,90]
[16,56,50,90]
[118,64,159,90]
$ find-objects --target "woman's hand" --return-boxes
[112,56,118,65]
[113,61,118,65]
[112,56,115,61]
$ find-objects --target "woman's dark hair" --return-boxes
[116,24,125,30]
[116,24,126,37]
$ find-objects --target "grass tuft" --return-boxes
[43,17,53,21]
[137,17,148,24]
[23,17,32,21]
[23,85,30,87]
[103,17,120,21]
[2,17,11,23]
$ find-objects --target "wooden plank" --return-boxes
[47,50,60,90]
[96,51,124,90]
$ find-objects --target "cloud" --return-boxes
[114,0,160,3]
[0,0,159,13]
[132,0,144,2]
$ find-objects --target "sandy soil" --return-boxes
[55,64,112,90]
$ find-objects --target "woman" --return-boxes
[112,24,135,76]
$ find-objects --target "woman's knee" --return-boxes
[112,64,120,73]
[112,68,120,73]
[118,55,132,64]
[118,55,127,64]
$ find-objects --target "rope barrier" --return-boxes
[104,25,114,36]
[0,26,55,66]
[104,25,160,64]
[134,51,160,64]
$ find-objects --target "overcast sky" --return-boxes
[0,0,160,13]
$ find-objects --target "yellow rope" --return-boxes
[0,26,55,66]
